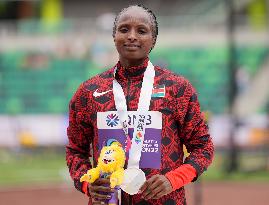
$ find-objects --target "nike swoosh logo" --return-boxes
[93,89,112,97]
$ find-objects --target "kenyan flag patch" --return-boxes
[152,84,165,98]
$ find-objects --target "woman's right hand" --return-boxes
[88,177,114,205]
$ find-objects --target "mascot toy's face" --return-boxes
[103,149,115,164]
[98,144,126,173]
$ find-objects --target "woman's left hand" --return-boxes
[139,174,173,200]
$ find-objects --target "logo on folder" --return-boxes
[106,114,119,127]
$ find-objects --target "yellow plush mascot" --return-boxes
[80,142,125,205]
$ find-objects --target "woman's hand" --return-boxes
[139,174,173,200]
[88,177,114,204]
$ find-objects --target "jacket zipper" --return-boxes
[127,78,132,205]
[126,78,131,111]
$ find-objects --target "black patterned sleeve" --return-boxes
[180,81,214,181]
[66,84,93,193]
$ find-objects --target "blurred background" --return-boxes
[0,0,269,204]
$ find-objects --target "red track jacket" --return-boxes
[66,59,214,205]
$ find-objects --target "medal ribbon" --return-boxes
[113,61,155,169]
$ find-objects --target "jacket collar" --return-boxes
[115,58,149,82]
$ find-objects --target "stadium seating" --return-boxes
[0,46,268,114]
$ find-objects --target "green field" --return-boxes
[203,153,269,182]
[0,148,269,187]
[0,148,68,187]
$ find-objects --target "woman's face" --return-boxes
[114,8,155,64]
